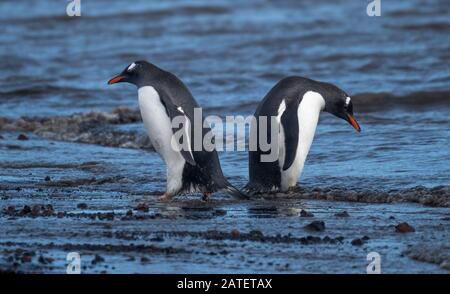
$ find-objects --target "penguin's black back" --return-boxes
[245,76,325,193]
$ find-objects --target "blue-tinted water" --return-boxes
[0,0,449,190]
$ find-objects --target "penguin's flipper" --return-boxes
[280,102,299,171]
[159,92,196,166]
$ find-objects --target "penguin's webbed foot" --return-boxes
[202,192,211,202]
[158,193,173,202]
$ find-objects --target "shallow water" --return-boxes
[1,0,449,190]
[0,0,449,273]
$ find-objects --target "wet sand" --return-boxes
[1,133,449,274]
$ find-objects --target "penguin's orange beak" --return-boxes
[346,113,361,132]
[108,75,125,85]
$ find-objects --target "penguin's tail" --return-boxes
[220,181,249,200]
[242,181,277,196]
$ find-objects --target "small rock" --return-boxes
[141,257,150,263]
[0,135,4,139]
[214,209,227,216]
[150,236,164,242]
[77,203,88,209]
[335,236,345,242]
[300,209,314,217]
[91,254,105,265]
[136,202,149,212]
[31,205,41,217]
[395,222,415,233]
[335,211,350,217]
[17,134,28,140]
[44,176,51,182]
[5,205,16,215]
[20,205,31,215]
[21,252,33,263]
[249,230,264,240]
[362,236,370,241]
[38,256,54,264]
[351,238,364,246]
[304,221,325,232]
[126,210,133,217]
[100,212,114,220]
[230,229,240,238]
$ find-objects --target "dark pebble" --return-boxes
[77,203,88,209]
[304,221,325,232]
[38,256,54,264]
[6,205,16,214]
[230,229,240,238]
[351,238,364,246]
[136,202,149,212]
[31,205,41,217]
[395,222,415,233]
[21,252,34,263]
[44,176,51,182]
[214,209,227,216]
[91,254,105,265]
[335,211,350,217]
[150,236,164,242]
[126,210,133,217]
[20,205,32,215]
[248,230,264,240]
[141,257,150,263]
[17,134,28,140]
[300,209,314,217]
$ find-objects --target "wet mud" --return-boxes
[0,133,449,273]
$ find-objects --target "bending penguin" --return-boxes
[243,76,361,194]
[108,60,247,201]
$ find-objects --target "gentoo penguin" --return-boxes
[243,76,361,194]
[108,60,247,201]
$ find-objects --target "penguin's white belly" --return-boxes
[138,86,185,194]
[279,91,325,191]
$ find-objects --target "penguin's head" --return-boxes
[108,60,158,87]
[323,86,361,132]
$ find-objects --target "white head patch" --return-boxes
[345,97,351,106]
[127,62,137,72]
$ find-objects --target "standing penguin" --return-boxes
[244,76,361,194]
[108,61,246,201]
